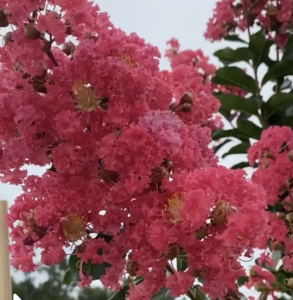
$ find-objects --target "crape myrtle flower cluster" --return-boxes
[165,38,253,133]
[0,1,269,299]
[249,127,293,271]
[165,37,247,98]
[206,0,293,45]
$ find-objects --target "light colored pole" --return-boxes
[0,200,11,300]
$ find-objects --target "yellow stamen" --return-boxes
[266,4,277,15]
[120,54,137,68]
[210,200,237,225]
[164,192,184,223]
[27,209,37,232]
[72,80,102,112]
[62,214,87,242]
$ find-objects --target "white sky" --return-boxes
[3,0,277,298]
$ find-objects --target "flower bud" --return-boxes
[179,92,193,105]
[288,150,293,162]
[22,73,31,80]
[259,291,269,300]
[249,268,257,277]
[276,212,286,220]
[266,4,277,15]
[25,23,41,40]
[180,103,192,113]
[195,227,208,240]
[254,283,268,292]
[286,212,293,223]
[31,75,47,94]
[281,180,290,192]
[284,277,293,289]
[126,260,139,276]
[62,41,75,56]
[4,32,13,44]
[65,19,72,35]
[0,8,9,27]
[233,3,243,17]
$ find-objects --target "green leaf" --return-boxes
[214,47,251,65]
[264,93,293,119]
[192,285,208,300]
[238,111,252,120]
[212,67,258,94]
[69,254,79,269]
[237,276,249,286]
[63,260,110,285]
[264,57,276,68]
[230,162,251,169]
[108,286,129,300]
[215,94,258,115]
[249,30,273,68]
[278,116,293,128]
[222,141,250,158]
[274,269,292,283]
[212,129,249,140]
[108,277,144,300]
[218,106,231,121]
[262,60,293,86]
[176,250,188,271]
[223,35,247,44]
[90,262,111,279]
[63,245,111,285]
[282,42,293,61]
[286,34,293,48]
[150,288,170,300]
[213,139,232,153]
[62,270,75,284]
[197,276,204,284]
[237,120,262,139]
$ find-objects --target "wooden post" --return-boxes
[0,200,11,300]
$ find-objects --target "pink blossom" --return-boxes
[166,272,194,297]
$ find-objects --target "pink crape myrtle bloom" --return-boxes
[205,0,293,45]
[248,126,293,274]
[0,1,269,299]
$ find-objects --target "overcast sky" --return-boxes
[4,0,269,297]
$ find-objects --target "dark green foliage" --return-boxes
[12,260,111,300]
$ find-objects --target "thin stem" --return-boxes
[165,263,197,300]
[276,45,281,93]
[228,119,235,129]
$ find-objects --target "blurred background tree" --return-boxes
[11,259,113,300]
